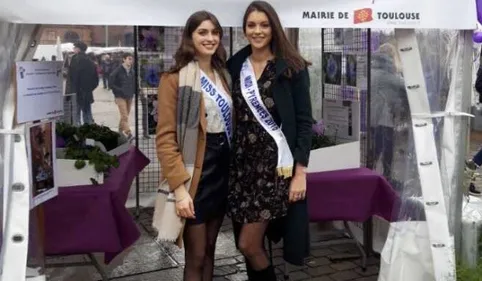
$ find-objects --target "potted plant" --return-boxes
[55,123,121,186]
[57,122,129,156]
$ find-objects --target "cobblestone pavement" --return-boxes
[50,86,379,281]
[47,209,380,281]
[49,85,482,280]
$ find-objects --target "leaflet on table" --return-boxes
[15,61,64,124]
[322,98,360,141]
[356,56,368,89]
[26,121,58,208]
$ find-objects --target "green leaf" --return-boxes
[74,160,86,169]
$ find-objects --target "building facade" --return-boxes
[39,25,134,47]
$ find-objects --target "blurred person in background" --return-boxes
[101,54,113,90]
[370,43,409,180]
[465,60,482,196]
[88,52,102,77]
[69,41,99,125]
[110,53,136,139]
[139,90,151,139]
[63,52,73,93]
[111,53,122,70]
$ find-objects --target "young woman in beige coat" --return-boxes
[155,11,233,281]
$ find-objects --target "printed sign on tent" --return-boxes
[26,121,58,208]
[323,99,360,141]
[15,61,64,124]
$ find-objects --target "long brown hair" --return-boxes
[170,11,227,77]
[243,1,311,74]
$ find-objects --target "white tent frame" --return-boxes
[0,2,476,280]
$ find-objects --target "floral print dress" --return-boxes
[227,60,290,224]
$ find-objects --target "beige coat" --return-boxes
[156,71,229,246]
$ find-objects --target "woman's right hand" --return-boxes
[174,185,195,219]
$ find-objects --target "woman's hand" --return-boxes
[174,185,195,219]
[289,166,307,202]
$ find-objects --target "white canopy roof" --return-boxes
[0,0,476,29]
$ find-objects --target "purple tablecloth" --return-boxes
[307,168,399,222]
[44,146,150,263]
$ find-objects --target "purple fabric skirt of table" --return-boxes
[306,167,399,223]
[43,146,150,263]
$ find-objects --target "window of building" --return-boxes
[47,31,56,41]
[64,31,80,43]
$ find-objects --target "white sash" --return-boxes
[240,59,293,178]
[200,71,233,146]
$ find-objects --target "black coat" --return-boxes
[227,45,312,265]
[69,53,99,106]
[476,66,482,103]
[109,65,136,100]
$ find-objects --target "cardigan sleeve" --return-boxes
[291,68,313,167]
[156,73,191,191]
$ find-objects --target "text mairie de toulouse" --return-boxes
[302,11,421,21]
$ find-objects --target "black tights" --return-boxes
[183,216,224,281]
[237,222,270,271]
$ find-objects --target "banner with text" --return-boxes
[0,0,475,29]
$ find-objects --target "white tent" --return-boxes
[0,0,475,29]
[0,1,477,281]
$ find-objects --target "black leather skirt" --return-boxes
[186,132,230,225]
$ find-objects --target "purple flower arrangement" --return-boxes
[311,119,336,149]
[312,119,325,136]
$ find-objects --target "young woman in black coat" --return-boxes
[226,1,313,279]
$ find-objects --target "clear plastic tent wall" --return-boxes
[0,22,46,281]
[372,29,476,280]
[370,29,455,220]
[0,21,22,270]
[0,21,17,268]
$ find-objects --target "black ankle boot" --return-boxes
[246,264,256,280]
[264,265,277,280]
[251,265,276,281]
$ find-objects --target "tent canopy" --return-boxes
[0,0,476,29]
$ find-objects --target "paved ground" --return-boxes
[47,84,482,280]
[46,209,380,281]
[47,85,380,281]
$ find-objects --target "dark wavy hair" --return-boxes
[243,1,311,75]
[170,11,227,78]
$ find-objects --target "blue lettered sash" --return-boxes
[240,59,293,178]
[200,71,233,146]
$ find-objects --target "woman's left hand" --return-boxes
[289,174,306,203]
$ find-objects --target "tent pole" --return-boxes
[133,26,140,218]
[1,23,42,281]
[452,30,474,258]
